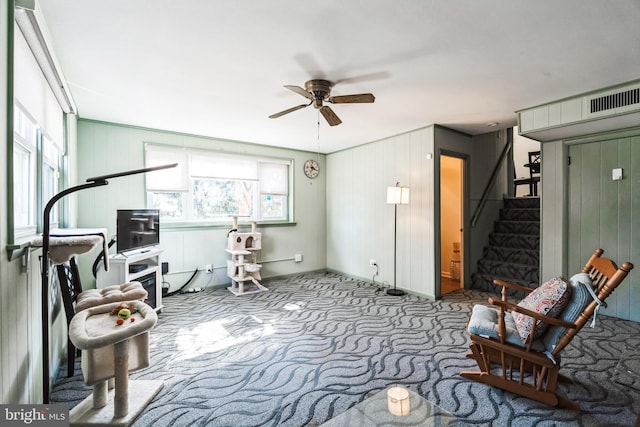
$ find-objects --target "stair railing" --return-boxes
[470,130,513,228]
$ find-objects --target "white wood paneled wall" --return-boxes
[327,127,437,297]
[0,248,67,404]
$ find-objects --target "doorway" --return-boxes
[440,155,464,295]
[513,128,541,197]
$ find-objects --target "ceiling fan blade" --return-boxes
[293,53,327,80]
[328,93,375,104]
[269,103,310,119]
[334,71,390,85]
[284,85,314,100]
[320,106,342,126]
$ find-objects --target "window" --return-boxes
[12,24,65,243]
[12,105,64,237]
[145,145,291,224]
[42,134,62,225]
[13,105,37,237]
[259,162,288,220]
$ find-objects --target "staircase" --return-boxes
[472,197,540,294]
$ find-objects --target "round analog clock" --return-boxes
[303,159,320,179]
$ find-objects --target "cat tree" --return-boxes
[226,216,267,296]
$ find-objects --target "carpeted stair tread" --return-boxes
[499,208,540,221]
[503,196,540,209]
[477,259,539,283]
[472,196,540,296]
[483,246,539,266]
[493,220,540,235]
[489,233,540,250]
[471,272,538,294]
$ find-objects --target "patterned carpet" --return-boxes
[52,272,640,426]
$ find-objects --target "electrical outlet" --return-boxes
[370,259,377,267]
[294,254,303,262]
[205,264,212,273]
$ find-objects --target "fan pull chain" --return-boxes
[317,111,321,164]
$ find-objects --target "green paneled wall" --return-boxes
[568,134,639,321]
[75,119,327,290]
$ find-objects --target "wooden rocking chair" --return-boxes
[461,248,633,409]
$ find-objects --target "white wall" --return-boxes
[75,120,327,291]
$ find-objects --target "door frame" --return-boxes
[436,149,470,298]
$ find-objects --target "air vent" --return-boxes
[518,80,640,141]
[590,88,639,113]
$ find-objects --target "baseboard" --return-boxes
[263,268,329,282]
[325,268,438,301]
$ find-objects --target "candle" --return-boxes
[387,386,410,416]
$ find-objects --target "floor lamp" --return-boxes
[40,163,177,403]
[386,182,410,296]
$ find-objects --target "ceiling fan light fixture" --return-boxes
[270,79,375,126]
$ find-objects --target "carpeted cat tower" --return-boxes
[68,300,162,427]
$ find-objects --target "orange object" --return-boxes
[116,318,125,325]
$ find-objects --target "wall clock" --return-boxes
[303,159,320,179]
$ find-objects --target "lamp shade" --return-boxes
[386,185,410,205]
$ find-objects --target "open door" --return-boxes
[440,155,464,295]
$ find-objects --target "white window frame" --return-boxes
[42,133,62,227]
[145,144,292,225]
[12,104,64,238]
[13,105,38,238]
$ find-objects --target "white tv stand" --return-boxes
[96,247,164,312]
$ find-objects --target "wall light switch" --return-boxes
[612,168,623,181]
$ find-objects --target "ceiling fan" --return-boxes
[269,79,375,126]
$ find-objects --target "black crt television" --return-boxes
[116,209,160,253]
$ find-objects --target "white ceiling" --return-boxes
[37,0,640,153]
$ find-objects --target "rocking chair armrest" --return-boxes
[487,297,577,329]
[493,279,534,294]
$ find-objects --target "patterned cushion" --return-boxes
[512,277,571,343]
[468,304,524,347]
[542,273,593,352]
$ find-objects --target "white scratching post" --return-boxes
[68,301,163,426]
